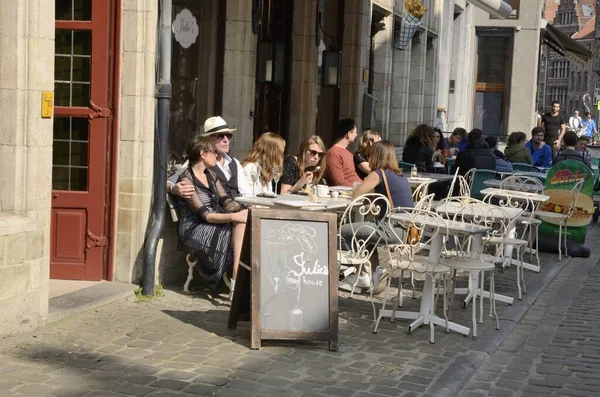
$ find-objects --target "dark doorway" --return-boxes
[253,0,293,142]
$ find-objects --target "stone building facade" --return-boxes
[1,0,524,336]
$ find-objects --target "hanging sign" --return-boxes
[172,8,198,49]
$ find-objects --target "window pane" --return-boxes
[55,0,91,21]
[52,166,70,190]
[55,55,71,81]
[73,0,92,20]
[72,57,90,82]
[53,141,70,166]
[70,142,88,167]
[55,30,71,55]
[73,31,92,55]
[477,36,509,84]
[70,167,88,191]
[71,83,90,106]
[54,83,71,106]
[71,118,88,141]
[53,118,70,140]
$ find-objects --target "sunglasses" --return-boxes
[215,133,233,141]
[307,149,325,158]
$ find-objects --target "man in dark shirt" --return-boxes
[541,101,566,151]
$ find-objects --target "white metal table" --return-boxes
[235,194,351,212]
[382,213,491,338]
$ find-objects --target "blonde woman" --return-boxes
[280,135,328,194]
[342,140,414,288]
[241,132,286,195]
[354,130,382,179]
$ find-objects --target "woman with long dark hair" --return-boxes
[402,124,436,173]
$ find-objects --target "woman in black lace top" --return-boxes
[176,136,248,298]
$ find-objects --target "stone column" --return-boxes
[389,29,412,147]
[113,0,158,283]
[339,0,371,130]
[287,0,320,153]
[221,0,256,160]
[0,0,53,335]
[371,2,394,137]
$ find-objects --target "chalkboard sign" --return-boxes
[228,208,338,351]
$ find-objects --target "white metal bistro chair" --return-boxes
[535,179,585,261]
[482,190,534,300]
[437,197,501,337]
[337,193,391,299]
[500,175,544,268]
[373,207,452,343]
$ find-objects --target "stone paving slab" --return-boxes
[459,225,600,397]
[0,247,561,397]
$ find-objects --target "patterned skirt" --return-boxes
[178,218,233,293]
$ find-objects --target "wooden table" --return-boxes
[381,212,491,338]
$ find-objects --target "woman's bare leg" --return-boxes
[231,221,246,279]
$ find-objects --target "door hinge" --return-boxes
[88,100,113,119]
[86,230,108,249]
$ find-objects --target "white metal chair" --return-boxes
[437,197,501,337]
[447,167,470,198]
[374,207,451,343]
[337,193,391,298]
[500,175,544,268]
[535,179,585,261]
[482,191,533,300]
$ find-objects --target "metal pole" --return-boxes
[142,0,172,296]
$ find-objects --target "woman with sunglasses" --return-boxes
[341,140,414,289]
[241,132,286,195]
[354,130,382,179]
[175,136,248,301]
[280,135,328,194]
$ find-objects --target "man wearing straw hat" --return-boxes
[167,116,251,199]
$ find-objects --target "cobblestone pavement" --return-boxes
[460,226,600,397]
[0,247,563,397]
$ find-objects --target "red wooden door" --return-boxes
[51,0,113,280]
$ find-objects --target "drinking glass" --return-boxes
[249,165,262,196]
[272,166,282,194]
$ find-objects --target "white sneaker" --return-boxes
[345,273,371,289]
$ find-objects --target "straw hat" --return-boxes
[201,116,236,137]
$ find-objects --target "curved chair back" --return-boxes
[500,175,544,193]
[399,161,415,173]
[338,193,391,266]
[412,181,430,203]
[464,168,497,199]
[512,163,538,172]
[384,206,448,275]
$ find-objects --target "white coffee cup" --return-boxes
[331,191,339,199]
[317,184,329,197]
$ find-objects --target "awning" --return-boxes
[467,0,513,19]
[542,23,593,65]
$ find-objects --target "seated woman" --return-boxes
[354,130,381,179]
[504,131,533,165]
[175,136,248,301]
[341,140,414,289]
[241,132,286,195]
[279,135,327,194]
[554,130,592,169]
[432,128,448,170]
[402,124,435,173]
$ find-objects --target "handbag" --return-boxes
[380,169,420,244]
